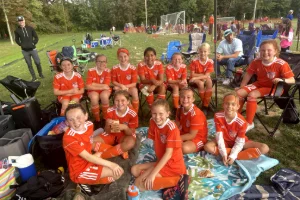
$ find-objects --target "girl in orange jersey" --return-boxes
[53,58,84,116]
[86,54,111,123]
[176,88,207,154]
[137,47,166,108]
[236,40,295,131]
[189,43,214,114]
[165,53,188,110]
[93,90,138,160]
[63,103,123,195]
[131,99,186,191]
[204,92,269,166]
[111,48,139,112]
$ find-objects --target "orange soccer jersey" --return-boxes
[176,104,208,142]
[111,64,138,85]
[247,58,294,88]
[106,106,138,136]
[53,71,84,99]
[214,112,248,147]
[148,118,186,176]
[165,64,187,81]
[189,57,214,78]
[86,67,111,86]
[137,60,164,81]
[63,121,95,182]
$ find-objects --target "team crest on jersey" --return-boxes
[126,75,132,80]
[267,72,275,79]
[186,120,190,127]
[229,130,237,138]
[72,82,78,88]
[100,77,104,83]
[154,70,158,76]
[177,73,182,78]
[160,134,167,144]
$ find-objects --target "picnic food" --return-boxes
[198,169,214,178]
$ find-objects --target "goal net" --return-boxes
[217,17,235,24]
[159,11,185,35]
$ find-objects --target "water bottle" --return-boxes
[127,185,140,200]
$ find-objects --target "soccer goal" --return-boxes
[160,11,185,35]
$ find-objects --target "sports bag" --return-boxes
[62,46,74,59]
[12,170,65,200]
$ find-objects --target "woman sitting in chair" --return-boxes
[236,40,295,132]
[137,47,166,108]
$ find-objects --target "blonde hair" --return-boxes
[223,91,239,102]
[171,52,183,60]
[198,42,211,51]
[152,99,170,112]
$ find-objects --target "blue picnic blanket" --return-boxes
[135,119,279,200]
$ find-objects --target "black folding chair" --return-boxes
[255,52,300,136]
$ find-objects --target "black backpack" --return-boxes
[62,46,74,59]
[12,170,65,200]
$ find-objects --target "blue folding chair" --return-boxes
[256,29,278,48]
[161,40,182,63]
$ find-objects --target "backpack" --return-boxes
[62,46,74,59]
[12,170,65,200]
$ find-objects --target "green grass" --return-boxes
[0,31,299,186]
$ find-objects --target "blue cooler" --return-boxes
[8,154,37,182]
[91,41,99,48]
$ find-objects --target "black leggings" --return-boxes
[280,46,290,52]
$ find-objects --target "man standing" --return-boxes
[15,16,44,81]
[216,29,243,85]
[209,14,214,35]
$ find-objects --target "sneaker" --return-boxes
[39,74,45,79]
[31,77,37,82]
[222,78,231,86]
[79,184,93,196]
[246,123,255,132]
[141,86,150,96]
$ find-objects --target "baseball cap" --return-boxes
[224,29,233,37]
[17,16,24,21]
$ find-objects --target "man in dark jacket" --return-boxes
[15,16,44,81]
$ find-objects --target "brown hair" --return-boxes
[179,87,194,98]
[259,39,279,57]
[171,52,182,60]
[65,103,87,117]
[144,47,156,56]
[152,99,170,112]
[223,91,239,102]
[95,54,107,63]
[114,90,131,101]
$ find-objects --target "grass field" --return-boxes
[0,29,299,186]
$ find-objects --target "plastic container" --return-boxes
[127,185,139,200]
[8,154,37,182]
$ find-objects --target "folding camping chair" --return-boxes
[181,33,206,64]
[111,35,121,46]
[46,50,61,74]
[161,40,182,64]
[0,75,41,103]
[71,45,90,74]
[256,29,278,50]
[255,52,300,136]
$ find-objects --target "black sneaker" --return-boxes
[39,74,45,79]
[79,184,93,196]
[31,77,37,82]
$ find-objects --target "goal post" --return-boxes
[160,11,185,34]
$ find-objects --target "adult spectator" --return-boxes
[287,10,293,21]
[209,14,214,35]
[15,16,44,81]
[216,29,243,85]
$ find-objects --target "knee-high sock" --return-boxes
[132,100,139,113]
[214,147,261,160]
[92,105,100,122]
[246,96,257,124]
[172,95,179,109]
[97,177,115,184]
[238,95,245,113]
[157,94,166,99]
[203,89,212,107]
[94,142,113,152]
[146,93,154,107]
[101,104,109,120]
[199,90,205,103]
[152,176,180,190]
[60,109,65,116]
[100,144,124,159]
